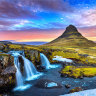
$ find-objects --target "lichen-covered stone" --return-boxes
[0,54,15,93]
[24,50,40,66]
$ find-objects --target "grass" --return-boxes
[61,66,96,78]
[8,44,23,50]
[1,40,96,65]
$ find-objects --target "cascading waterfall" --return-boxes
[11,52,31,91]
[22,56,43,81]
[14,55,24,87]
[40,53,59,69]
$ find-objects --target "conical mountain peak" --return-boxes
[46,24,96,47]
[60,25,82,38]
[65,25,78,32]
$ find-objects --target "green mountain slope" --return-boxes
[46,25,96,47]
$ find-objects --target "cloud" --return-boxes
[0,19,34,31]
[0,28,64,42]
[78,26,96,37]
[66,8,96,27]
[0,0,39,19]
[19,0,73,12]
[0,0,73,20]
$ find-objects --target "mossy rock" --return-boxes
[61,66,96,78]
[70,87,83,93]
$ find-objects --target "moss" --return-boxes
[61,66,96,78]
[8,44,23,50]
[0,53,10,56]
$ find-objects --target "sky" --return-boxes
[0,0,96,42]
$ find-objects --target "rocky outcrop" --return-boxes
[0,44,5,50]
[35,79,62,89]
[24,50,40,66]
[0,54,14,70]
[0,54,16,93]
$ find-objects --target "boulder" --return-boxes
[36,65,46,72]
[65,84,71,88]
[35,79,62,89]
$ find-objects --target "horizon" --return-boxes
[0,0,96,42]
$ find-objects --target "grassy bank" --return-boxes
[61,66,96,78]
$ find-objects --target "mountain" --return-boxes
[46,25,96,47]
[14,41,48,45]
[0,41,12,44]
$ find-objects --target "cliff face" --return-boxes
[0,54,16,92]
[24,50,40,66]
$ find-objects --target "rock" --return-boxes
[0,66,16,90]
[80,76,84,79]
[69,87,83,93]
[65,84,71,88]
[0,54,15,93]
[35,79,62,89]
[0,54,14,69]
[1,66,16,75]
[37,65,46,72]
[0,93,10,96]
[60,73,67,77]
[0,44,5,50]
[24,50,40,65]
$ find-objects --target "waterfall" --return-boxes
[14,56,24,87]
[11,52,31,91]
[22,56,42,81]
[40,53,59,69]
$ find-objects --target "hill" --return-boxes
[46,25,96,47]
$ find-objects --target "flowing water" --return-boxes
[12,52,31,91]
[40,53,59,69]
[22,56,43,81]
[7,52,96,96]
[11,65,96,96]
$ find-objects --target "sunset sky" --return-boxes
[0,0,96,42]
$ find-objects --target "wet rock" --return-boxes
[60,73,67,77]
[65,84,71,88]
[69,87,83,93]
[80,76,84,79]
[35,79,62,89]
[24,50,40,66]
[37,65,46,72]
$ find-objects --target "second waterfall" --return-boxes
[22,56,43,81]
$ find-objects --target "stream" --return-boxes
[10,65,96,96]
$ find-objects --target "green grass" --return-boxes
[61,66,96,78]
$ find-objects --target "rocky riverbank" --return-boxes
[0,53,16,93]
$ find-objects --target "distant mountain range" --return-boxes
[46,25,96,47]
[14,41,48,45]
[0,41,48,45]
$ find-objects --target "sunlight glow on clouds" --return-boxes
[0,0,96,42]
